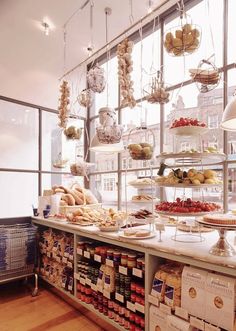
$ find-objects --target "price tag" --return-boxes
[127,301,136,312]
[115,292,124,303]
[86,278,92,286]
[74,273,80,280]
[94,254,101,263]
[132,268,142,278]
[62,257,67,264]
[91,283,97,291]
[77,248,83,255]
[135,303,145,314]
[47,252,51,258]
[67,261,73,268]
[204,323,221,331]
[103,289,111,299]
[119,266,128,275]
[148,295,159,307]
[106,259,114,267]
[175,306,189,320]
[160,303,171,315]
[80,278,86,285]
[190,317,205,331]
[56,256,61,263]
[84,251,90,259]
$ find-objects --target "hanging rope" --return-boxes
[139,19,144,122]
[90,0,94,51]
[129,0,134,25]
[63,27,67,75]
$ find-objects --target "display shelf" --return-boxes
[155,182,222,188]
[157,152,226,166]
[40,275,126,331]
[169,126,209,136]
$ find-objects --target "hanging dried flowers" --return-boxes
[117,38,136,108]
[58,80,70,128]
[78,88,93,108]
[87,64,106,93]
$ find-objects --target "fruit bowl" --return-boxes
[169,126,208,136]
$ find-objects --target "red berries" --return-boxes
[156,198,220,213]
[170,117,206,129]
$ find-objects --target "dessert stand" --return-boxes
[197,218,236,257]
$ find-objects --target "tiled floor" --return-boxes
[0,282,105,331]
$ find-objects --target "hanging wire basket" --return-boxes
[70,157,95,177]
[78,88,93,108]
[87,64,106,93]
[64,125,83,140]
[96,123,123,144]
[189,59,221,93]
[127,125,155,160]
[143,71,172,104]
[164,14,201,56]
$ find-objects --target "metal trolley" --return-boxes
[0,223,38,296]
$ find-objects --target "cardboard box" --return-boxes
[205,272,236,331]
[166,315,194,331]
[149,304,168,331]
[181,266,208,319]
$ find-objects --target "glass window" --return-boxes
[0,101,38,170]
[0,172,38,218]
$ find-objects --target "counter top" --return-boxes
[32,217,236,274]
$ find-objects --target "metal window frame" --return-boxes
[88,0,235,211]
[0,95,87,204]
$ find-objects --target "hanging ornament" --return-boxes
[164,1,201,57]
[127,125,155,160]
[87,64,106,93]
[64,125,82,140]
[144,70,171,104]
[117,38,136,108]
[189,58,221,93]
[58,80,70,128]
[78,88,93,107]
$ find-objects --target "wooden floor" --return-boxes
[0,282,106,331]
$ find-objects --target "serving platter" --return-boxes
[169,126,208,136]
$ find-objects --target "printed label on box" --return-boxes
[150,305,167,331]
[167,315,192,331]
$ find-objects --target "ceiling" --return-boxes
[0,0,165,110]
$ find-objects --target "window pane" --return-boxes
[0,100,38,170]
[0,172,38,218]
[164,83,223,153]
[42,112,84,172]
[228,0,236,64]
[89,174,118,208]
[227,70,236,158]
[228,165,236,211]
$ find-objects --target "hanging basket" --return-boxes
[78,89,93,108]
[143,71,172,104]
[127,125,155,160]
[189,59,221,93]
[87,64,106,93]
[64,125,83,140]
[164,14,201,56]
[70,158,95,177]
[96,123,123,144]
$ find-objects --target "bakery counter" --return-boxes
[32,217,236,276]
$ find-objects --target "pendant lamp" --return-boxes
[221,93,236,131]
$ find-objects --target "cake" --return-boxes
[203,214,236,225]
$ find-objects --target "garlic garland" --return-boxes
[117,38,136,108]
[58,80,70,128]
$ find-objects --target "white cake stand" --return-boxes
[197,219,236,257]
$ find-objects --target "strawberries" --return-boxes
[155,198,220,213]
[170,117,206,129]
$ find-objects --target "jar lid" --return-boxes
[128,254,137,258]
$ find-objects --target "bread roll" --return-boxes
[61,193,75,206]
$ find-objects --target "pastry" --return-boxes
[203,214,236,225]
[123,229,137,236]
[135,230,151,237]
[61,193,75,206]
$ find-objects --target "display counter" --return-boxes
[32,217,236,331]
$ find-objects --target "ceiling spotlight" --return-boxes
[42,22,50,36]
[147,0,154,13]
